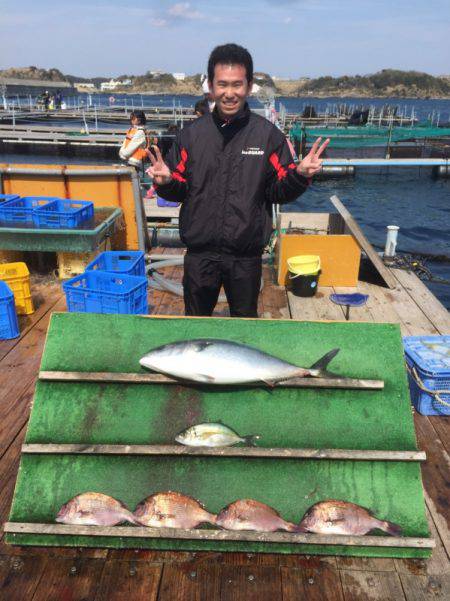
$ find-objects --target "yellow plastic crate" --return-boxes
[0,262,34,315]
[56,239,111,279]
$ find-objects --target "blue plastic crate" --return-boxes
[86,251,146,277]
[63,271,148,315]
[33,199,94,229]
[403,335,450,415]
[0,281,20,339]
[0,194,20,204]
[0,196,57,224]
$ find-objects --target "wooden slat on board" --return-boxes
[330,195,398,289]
[3,523,435,549]
[38,370,384,390]
[21,443,426,462]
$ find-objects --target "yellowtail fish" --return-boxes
[216,499,298,532]
[175,423,260,447]
[56,492,140,526]
[134,491,217,529]
[140,338,340,385]
[298,500,402,536]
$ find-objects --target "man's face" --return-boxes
[209,63,252,119]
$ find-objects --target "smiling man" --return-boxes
[149,43,329,317]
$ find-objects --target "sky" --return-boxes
[1,0,449,79]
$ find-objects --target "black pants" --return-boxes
[183,253,262,317]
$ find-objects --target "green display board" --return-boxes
[6,313,431,557]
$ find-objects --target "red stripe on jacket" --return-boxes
[269,153,288,180]
[176,148,188,173]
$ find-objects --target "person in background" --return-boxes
[119,110,149,172]
[148,43,328,318]
[194,99,209,117]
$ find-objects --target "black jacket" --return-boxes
[157,103,310,256]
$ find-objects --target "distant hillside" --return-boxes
[278,70,450,98]
[2,66,449,98]
[0,66,68,82]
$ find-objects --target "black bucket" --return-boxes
[289,270,320,297]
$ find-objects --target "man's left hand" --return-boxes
[297,137,330,178]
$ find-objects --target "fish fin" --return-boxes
[308,348,340,378]
[378,520,402,536]
[242,435,261,447]
[261,379,276,388]
[195,373,216,383]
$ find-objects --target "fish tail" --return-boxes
[242,435,261,447]
[127,512,145,526]
[379,519,402,536]
[284,521,301,532]
[308,348,340,378]
[206,512,218,525]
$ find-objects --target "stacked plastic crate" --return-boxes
[63,251,148,315]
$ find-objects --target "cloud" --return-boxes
[283,16,293,24]
[150,17,168,27]
[167,3,205,20]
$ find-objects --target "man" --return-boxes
[148,43,329,317]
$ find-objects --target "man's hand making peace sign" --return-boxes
[297,137,330,178]
[146,145,172,186]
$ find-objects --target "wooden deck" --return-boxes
[0,252,449,600]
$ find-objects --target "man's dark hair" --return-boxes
[207,43,253,84]
[130,110,147,125]
[194,99,209,116]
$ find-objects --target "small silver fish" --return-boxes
[140,338,339,385]
[216,499,298,532]
[175,423,260,447]
[56,492,140,526]
[134,491,217,529]
[298,500,402,536]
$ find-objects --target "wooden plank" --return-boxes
[220,565,282,601]
[0,297,67,456]
[95,560,162,601]
[158,564,221,601]
[21,443,426,462]
[0,280,62,363]
[392,268,450,334]
[0,555,47,601]
[340,569,406,600]
[330,195,398,289]
[281,565,345,601]
[3,523,435,549]
[336,556,396,572]
[414,415,450,557]
[32,557,106,601]
[399,573,450,601]
[38,370,385,391]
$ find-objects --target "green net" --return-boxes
[290,125,450,148]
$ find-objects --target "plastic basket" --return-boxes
[33,199,94,229]
[63,271,148,315]
[0,262,34,315]
[86,251,146,277]
[403,335,450,416]
[0,281,20,339]
[0,194,20,204]
[0,196,57,224]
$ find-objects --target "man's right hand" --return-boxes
[146,145,172,186]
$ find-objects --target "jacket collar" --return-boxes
[212,102,251,129]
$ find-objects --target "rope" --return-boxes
[406,363,450,408]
